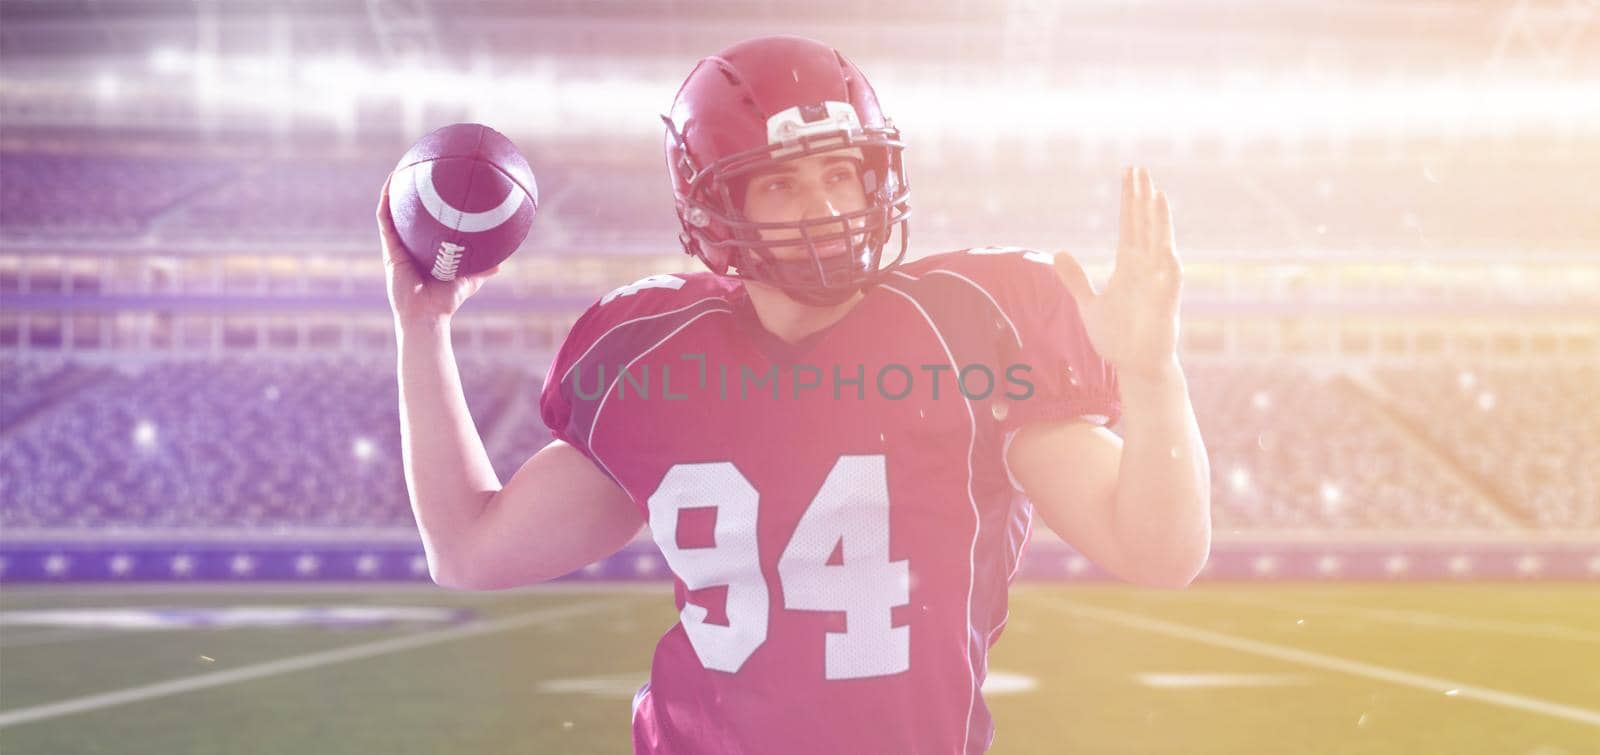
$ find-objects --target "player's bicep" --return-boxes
[1005,418,1141,585]
[446,438,643,590]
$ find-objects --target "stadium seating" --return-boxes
[3,358,1591,533]
[0,356,526,529]
[1194,362,1514,531]
[1373,363,1600,529]
[0,153,237,239]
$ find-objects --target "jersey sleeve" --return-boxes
[539,296,616,481]
[537,272,706,484]
[979,248,1123,433]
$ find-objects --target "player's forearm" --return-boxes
[1110,357,1212,588]
[394,316,500,583]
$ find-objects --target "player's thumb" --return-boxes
[1052,250,1097,303]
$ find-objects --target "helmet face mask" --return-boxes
[663,36,912,306]
[691,134,909,292]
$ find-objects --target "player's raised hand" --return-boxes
[1052,166,1183,380]
[377,172,502,329]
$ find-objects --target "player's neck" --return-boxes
[743,283,867,345]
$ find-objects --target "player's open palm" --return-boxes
[377,173,502,327]
[1052,166,1183,380]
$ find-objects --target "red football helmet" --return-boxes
[662,35,912,306]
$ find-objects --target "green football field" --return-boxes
[1,582,1595,754]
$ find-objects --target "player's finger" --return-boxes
[1132,165,1158,255]
[1053,250,1097,303]
[376,174,407,265]
[1155,190,1176,255]
[1117,166,1136,269]
[375,171,392,226]
[1140,167,1158,261]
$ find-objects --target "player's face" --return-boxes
[741,148,869,262]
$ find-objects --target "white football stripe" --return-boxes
[414,160,524,233]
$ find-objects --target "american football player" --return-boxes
[379,34,1211,755]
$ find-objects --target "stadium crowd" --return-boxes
[4,358,1590,533]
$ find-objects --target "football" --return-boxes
[387,122,538,282]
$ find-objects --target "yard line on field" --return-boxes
[0,627,134,649]
[1136,673,1310,689]
[0,627,81,643]
[1030,596,1600,729]
[0,597,635,729]
[1172,591,1600,644]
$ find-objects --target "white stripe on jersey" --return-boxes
[879,281,985,755]
[586,306,732,487]
[889,268,1023,350]
[560,296,733,388]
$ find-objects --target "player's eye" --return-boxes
[762,177,792,193]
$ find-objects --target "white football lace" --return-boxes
[432,241,464,281]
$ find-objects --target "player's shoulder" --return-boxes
[574,270,739,329]
[889,246,1060,304]
[553,270,737,370]
[596,270,738,309]
[894,245,1057,280]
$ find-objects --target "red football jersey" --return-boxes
[540,247,1121,755]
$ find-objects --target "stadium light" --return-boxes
[93,72,120,101]
[1229,467,1252,494]
[1320,482,1342,506]
[60,53,1600,141]
[352,436,376,461]
[149,47,185,74]
[132,420,157,449]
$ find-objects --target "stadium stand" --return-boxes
[2,359,1588,536]
[0,357,531,530]
[1372,363,1600,529]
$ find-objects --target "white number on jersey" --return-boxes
[778,455,910,679]
[647,462,767,673]
[647,454,911,679]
